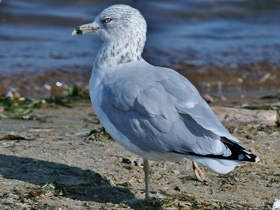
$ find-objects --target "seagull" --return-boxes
[72,4,260,200]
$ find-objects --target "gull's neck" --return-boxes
[91,31,146,89]
[94,38,144,70]
[90,40,144,89]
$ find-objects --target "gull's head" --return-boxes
[72,4,147,44]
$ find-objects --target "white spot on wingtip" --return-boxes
[255,157,260,162]
[245,154,251,159]
[243,150,251,154]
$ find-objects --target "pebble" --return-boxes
[202,94,214,104]
[270,132,279,137]
[122,158,131,164]
[272,199,280,210]
[28,190,37,197]
[273,171,280,176]
[134,158,144,166]
[172,170,180,175]
[220,96,227,101]
[137,178,143,183]
[116,181,132,187]
[174,186,181,191]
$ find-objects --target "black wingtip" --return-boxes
[170,138,260,162]
[239,152,260,162]
[221,138,260,162]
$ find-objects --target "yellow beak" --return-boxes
[71,23,96,36]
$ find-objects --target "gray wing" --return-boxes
[101,64,237,156]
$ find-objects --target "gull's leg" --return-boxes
[143,159,150,200]
[192,161,208,182]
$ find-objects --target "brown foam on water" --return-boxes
[1,61,279,98]
[173,60,280,96]
[0,66,91,98]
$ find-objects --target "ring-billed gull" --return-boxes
[72,4,260,200]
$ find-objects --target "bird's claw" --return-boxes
[192,161,208,182]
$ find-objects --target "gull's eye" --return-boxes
[103,18,112,24]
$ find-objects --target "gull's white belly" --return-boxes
[90,84,144,155]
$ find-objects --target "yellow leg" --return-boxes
[192,161,208,182]
[143,159,150,200]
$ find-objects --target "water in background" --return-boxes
[0,0,280,97]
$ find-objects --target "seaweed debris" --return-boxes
[260,90,280,100]
[243,90,280,111]
[0,85,90,119]
[243,105,280,111]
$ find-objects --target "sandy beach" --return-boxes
[0,101,279,209]
[1,1,280,209]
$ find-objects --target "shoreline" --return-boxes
[1,59,279,100]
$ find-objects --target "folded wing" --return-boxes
[99,63,258,172]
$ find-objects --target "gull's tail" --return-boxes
[184,138,260,174]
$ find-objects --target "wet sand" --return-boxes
[0,102,279,209]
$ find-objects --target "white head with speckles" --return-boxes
[73,5,147,68]
[93,5,147,43]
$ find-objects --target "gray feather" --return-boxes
[99,62,235,157]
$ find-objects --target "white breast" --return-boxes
[89,79,144,155]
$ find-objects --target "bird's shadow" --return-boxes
[0,154,135,204]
